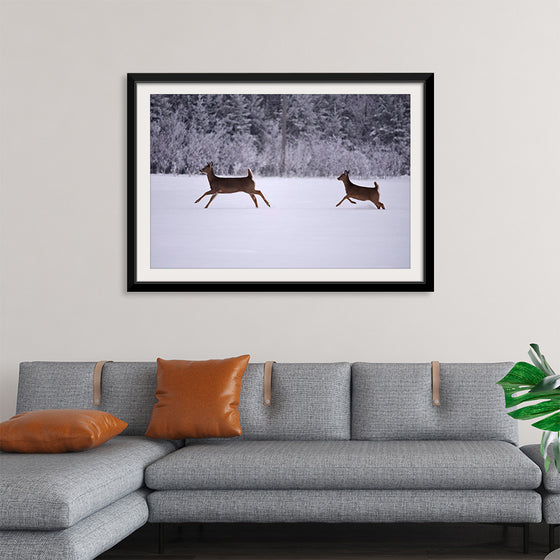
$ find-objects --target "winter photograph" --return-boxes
[149,91,412,271]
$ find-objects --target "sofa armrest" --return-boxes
[522,444,560,493]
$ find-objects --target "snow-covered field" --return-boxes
[150,175,410,269]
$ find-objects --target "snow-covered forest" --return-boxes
[150,94,410,177]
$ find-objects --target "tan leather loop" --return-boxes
[93,361,113,406]
[432,361,440,406]
[264,361,275,406]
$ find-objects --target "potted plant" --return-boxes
[498,344,560,472]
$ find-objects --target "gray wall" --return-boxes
[1,0,559,445]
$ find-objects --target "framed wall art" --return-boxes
[127,73,434,292]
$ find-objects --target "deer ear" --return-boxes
[210,161,214,166]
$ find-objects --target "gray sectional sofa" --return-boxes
[0,361,545,559]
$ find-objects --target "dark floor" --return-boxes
[99,522,554,559]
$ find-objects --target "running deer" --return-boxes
[336,170,386,209]
[196,162,271,208]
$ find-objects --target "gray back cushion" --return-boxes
[237,363,351,440]
[16,361,351,440]
[17,362,95,413]
[17,362,158,436]
[351,362,517,445]
[98,362,158,435]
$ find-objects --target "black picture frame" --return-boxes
[127,73,434,292]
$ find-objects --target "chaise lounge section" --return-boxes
[0,362,178,560]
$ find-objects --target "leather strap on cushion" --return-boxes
[432,361,440,406]
[93,361,113,406]
[264,361,276,406]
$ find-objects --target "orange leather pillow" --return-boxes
[145,355,250,439]
[0,409,128,453]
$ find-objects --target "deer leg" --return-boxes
[249,193,259,208]
[379,202,386,209]
[348,198,357,204]
[195,190,213,204]
[204,194,218,208]
[336,195,350,207]
[255,191,271,207]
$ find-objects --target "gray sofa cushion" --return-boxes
[236,362,351,440]
[16,361,159,436]
[97,362,158,436]
[17,362,95,412]
[352,363,517,444]
[0,490,148,560]
[522,444,560,493]
[17,361,351,439]
[544,493,560,524]
[148,489,541,523]
[145,440,540,491]
[0,436,176,530]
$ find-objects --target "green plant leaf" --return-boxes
[530,343,543,358]
[553,439,560,471]
[507,401,560,420]
[502,387,560,408]
[533,411,560,431]
[543,355,557,376]
[542,431,556,456]
[497,362,546,388]
[530,343,556,376]
[529,345,545,371]
[530,374,560,393]
[541,432,560,472]
[497,347,560,473]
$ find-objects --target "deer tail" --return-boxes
[247,168,253,179]
[374,181,380,189]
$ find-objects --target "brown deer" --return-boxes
[336,170,386,209]
[196,162,271,208]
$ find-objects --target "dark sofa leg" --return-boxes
[551,524,558,553]
[523,523,529,554]
[158,523,165,554]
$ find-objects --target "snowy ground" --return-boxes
[150,175,410,269]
